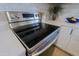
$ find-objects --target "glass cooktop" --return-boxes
[13,23,59,48]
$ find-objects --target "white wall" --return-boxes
[0,3,49,13]
[43,3,79,26]
[59,3,79,22]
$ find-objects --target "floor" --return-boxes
[40,45,71,56]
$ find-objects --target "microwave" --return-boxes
[6,11,41,23]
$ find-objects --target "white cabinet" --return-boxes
[66,29,79,55]
[55,26,79,55]
[55,26,72,50]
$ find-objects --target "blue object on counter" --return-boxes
[66,18,77,23]
[66,17,79,23]
[77,18,79,22]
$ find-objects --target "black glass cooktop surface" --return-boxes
[13,23,59,48]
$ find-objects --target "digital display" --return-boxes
[22,14,34,18]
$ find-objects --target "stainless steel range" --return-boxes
[6,11,60,56]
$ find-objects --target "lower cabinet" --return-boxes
[66,29,79,55]
[55,26,72,50]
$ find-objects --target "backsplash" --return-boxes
[43,3,79,26]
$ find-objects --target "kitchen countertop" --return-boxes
[0,21,26,56]
[43,19,79,29]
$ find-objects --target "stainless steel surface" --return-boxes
[9,20,40,28]
[6,11,41,23]
[6,11,23,23]
[6,11,60,56]
[6,11,41,28]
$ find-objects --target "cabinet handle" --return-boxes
[70,29,73,35]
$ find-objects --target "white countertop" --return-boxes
[43,19,79,29]
[0,21,26,56]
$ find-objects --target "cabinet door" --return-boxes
[66,29,79,55]
[55,26,72,49]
